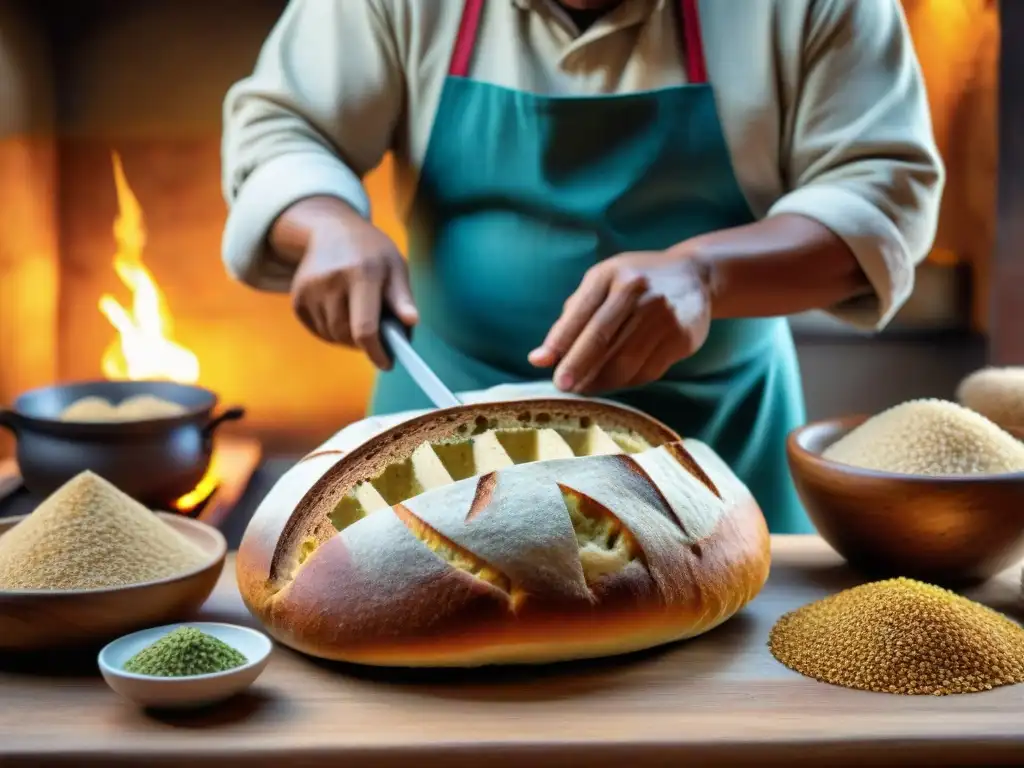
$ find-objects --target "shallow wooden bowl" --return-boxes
[0,513,226,651]
[787,415,1024,586]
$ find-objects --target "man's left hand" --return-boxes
[528,249,712,394]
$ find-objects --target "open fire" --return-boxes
[99,153,201,384]
[98,152,218,513]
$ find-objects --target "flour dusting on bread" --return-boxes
[236,399,770,667]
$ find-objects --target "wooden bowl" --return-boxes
[0,513,226,651]
[787,415,1024,586]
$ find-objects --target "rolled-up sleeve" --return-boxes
[768,0,945,330]
[220,0,403,292]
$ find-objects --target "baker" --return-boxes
[220,0,943,534]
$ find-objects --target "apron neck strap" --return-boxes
[679,0,708,84]
[448,0,486,78]
[448,0,709,84]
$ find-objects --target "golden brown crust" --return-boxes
[957,367,1024,430]
[256,492,767,666]
[236,398,770,667]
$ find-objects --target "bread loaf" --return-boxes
[957,367,1024,431]
[236,398,770,667]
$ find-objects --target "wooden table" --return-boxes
[2,536,1024,768]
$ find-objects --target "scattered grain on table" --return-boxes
[822,398,1024,476]
[0,470,208,590]
[769,577,1024,695]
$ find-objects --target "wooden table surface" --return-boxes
[3,535,1024,768]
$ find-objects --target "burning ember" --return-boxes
[98,152,217,512]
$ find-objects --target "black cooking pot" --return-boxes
[0,380,244,508]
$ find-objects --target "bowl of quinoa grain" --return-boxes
[0,471,226,651]
[787,399,1024,586]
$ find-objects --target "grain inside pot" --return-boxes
[822,398,1024,476]
[768,578,1024,695]
[0,470,208,590]
[59,394,187,422]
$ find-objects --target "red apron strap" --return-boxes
[451,0,705,83]
[448,0,486,77]
[679,0,709,84]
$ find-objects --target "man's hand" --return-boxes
[285,200,419,370]
[528,249,712,394]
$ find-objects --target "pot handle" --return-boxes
[202,406,245,439]
[0,408,20,435]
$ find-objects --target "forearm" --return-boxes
[268,196,364,267]
[680,214,871,319]
[220,0,403,291]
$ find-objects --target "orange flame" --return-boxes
[98,153,200,384]
[172,458,221,512]
[98,152,216,511]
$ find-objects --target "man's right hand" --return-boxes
[273,196,419,370]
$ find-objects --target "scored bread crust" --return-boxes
[236,398,770,667]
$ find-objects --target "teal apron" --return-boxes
[369,0,811,533]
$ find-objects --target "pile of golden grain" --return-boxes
[769,578,1024,695]
[0,470,207,590]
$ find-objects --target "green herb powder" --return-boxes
[123,627,247,677]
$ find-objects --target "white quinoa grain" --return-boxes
[0,471,208,590]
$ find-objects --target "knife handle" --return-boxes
[379,306,412,365]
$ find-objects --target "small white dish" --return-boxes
[98,622,272,709]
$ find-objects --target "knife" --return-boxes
[379,313,463,410]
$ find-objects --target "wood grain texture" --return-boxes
[1,537,1023,767]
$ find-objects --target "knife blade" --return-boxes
[379,315,463,410]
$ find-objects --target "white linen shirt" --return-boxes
[221,0,945,330]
